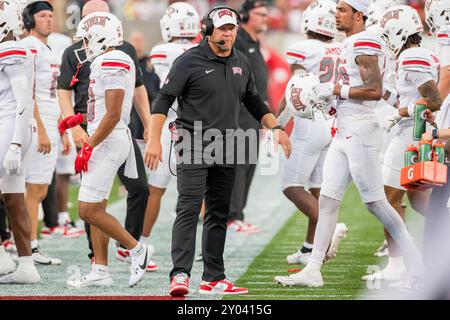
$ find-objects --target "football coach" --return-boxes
[145,6,291,296]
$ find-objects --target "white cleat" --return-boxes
[274,269,324,287]
[0,265,41,284]
[361,266,405,281]
[32,247,62,265]
[67,270,113,289]
[325,223,348,262]
[0,246,16,276]
[286,250,310,265]
[129,244,154,287]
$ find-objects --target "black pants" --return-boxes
[84,136,149,258]
[0,201,11,242]
[171,163,236,282]
[42,173,59,228]
[229,163,257,221]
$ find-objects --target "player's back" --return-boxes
[396,46,440,128]
[336,30,386,120]
[150,40,197,120]
[87,49,136,136]
[0,40,34,122]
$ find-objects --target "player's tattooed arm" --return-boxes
[418,80,442,112]
[334,55,383,100]
[398,80,442,117]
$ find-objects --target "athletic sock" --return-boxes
[301,242,313,254]
[129,242,144,257]
[58,211,70,226]
[31,240,38,250]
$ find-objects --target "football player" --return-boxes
[275,0,424,289]
[64,12,152,288]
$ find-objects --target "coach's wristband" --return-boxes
[340,85,351,100]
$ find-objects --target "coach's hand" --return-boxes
[37,128,51,154]
[145,139,163,171]
[71,125,89,148]
[75,142,93,173]
[273,129,291,159]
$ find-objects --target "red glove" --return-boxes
[74,143,93,173]
[58,113,84,136]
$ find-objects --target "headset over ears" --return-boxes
[201,6,241,37]
[22,1,53,31]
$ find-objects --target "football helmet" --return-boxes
[160,2,200,42]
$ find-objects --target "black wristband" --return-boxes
[432,128,439,140]
[271,125,284,131]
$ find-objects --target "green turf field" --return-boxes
[225,184,423,300]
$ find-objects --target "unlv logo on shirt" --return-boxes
[232,67,242,75]
[290,87,305,111]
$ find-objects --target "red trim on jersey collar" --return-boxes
[354,41,381,49]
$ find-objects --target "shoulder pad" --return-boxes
[399,48,434,73]
[101,51,132,74]
[353,31,384,56]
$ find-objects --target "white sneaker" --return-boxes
[274,268,324,287]
[286,249,310,265]
[0,264,41,284]
[129,244,154,287]
[325,223,348,262]
[374,240,389,257]
[32,247,62,265]
[0,246,16,275]
[67,270,113,289]
[361,265,405,281]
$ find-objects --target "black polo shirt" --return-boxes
[152,40,270,132]
[57,40,144,115]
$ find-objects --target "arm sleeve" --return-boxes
[152,57,189,115]
[242,66,270,122]
[57,47,77,90]
[4,63,34,145]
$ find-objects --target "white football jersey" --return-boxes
[396,47,440,128]
[436,27,450,67]
[20,35,61,132]
[336,31,386,120]
[286,39,343,84]
[87,50,136,136]
[0,41,34,122]
[150,40,197,120]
